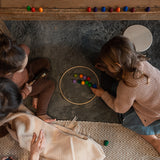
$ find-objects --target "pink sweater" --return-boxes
[101,61,160,126]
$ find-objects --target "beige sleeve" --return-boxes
[101,81,136,113]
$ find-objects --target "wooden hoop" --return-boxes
[59,66,100,105]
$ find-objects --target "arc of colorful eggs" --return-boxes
[27,6,150,13]
[73,74,97,88]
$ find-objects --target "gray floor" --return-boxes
[4,20,160,123]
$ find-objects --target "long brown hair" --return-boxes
[97,35,149,86]
[0,33,26,74]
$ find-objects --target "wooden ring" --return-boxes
[59,66,100,105]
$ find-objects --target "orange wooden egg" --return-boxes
[81,80,85,85]
[79,74,83,78]
[116,7,121,12]
[39,7,43,12]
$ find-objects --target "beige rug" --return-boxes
[0,121,159,160]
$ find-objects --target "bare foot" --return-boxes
[140,134,160,154]
[32,98,38,109]
[38,114,56,123]
[152,138,160,154]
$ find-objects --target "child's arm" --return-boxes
[29,130,45,160]
[91,81,136,113]
[100,81,136,113]
[29,152,40,160]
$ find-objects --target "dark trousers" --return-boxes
[27,58,55,116]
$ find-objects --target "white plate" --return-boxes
[123,25,153,52]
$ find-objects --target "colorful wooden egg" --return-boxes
[87,7,92,12]
[79,74,83,78]
[87,77,91,81]
[39,7,43,12]
[81,81,85,85]
[31,7,36,12]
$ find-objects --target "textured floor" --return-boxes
[4,20,160,122]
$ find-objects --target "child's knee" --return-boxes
[48,79,55,91]
[42,58,51,71]
[35,58,51,71]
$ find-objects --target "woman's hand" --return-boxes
[90,87,105,97]
[30,130,46,160]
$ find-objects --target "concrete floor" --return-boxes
[4,20,160,123]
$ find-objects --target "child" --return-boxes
[0,33,55,122]
[0,77,22,120]
[91,35,160,154]
[0,77,22,138]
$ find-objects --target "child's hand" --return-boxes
[30,130,46,160]
[25,83,32,94]
[91,87,105,97]
[21,83,32,99]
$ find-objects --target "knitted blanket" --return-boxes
[0,111,159,160]
[0,111,105,160]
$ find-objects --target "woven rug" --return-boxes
[0,121,159,160]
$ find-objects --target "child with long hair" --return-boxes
[0,77,22,120]
[0,78,45,160]
[0,77,22,139]
[0,33,55,122]
[91,35,160,154]
[0,77,22,160]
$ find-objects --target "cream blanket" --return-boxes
[0,107,105,160]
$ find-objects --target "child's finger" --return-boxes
[38,130,46,149]
[90,87,96,93]
[31,132,37,144]
[40,135,46,150]
[25,83,29,86]
[37,130,43,143]
[41,131,45,140]
[41,135,46,146]
[27,83,32,87]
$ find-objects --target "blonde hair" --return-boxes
[98,35,149,86]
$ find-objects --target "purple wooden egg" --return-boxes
[72,79,77,83]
